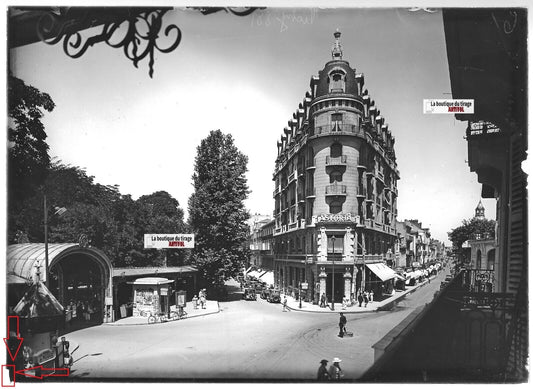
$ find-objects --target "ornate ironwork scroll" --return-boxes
[36,8,181,78]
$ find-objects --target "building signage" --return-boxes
[301,282,308,290]
[161,288,168,296]
[144,234,195,249]
[316,213,359,224]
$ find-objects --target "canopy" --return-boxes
[131,277,173,285]
[258,271,274,286]
[366,263,398,282]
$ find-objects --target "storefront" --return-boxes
[131,277,173,317]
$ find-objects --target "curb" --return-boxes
[103,303,221,327]
[284,275,439,314]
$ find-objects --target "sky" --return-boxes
[8,5,498,244]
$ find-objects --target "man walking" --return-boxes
[282,296,288,312]
[338,313,347,337]
[320,292,326,308]
[317,359,331,381]
[329,357,344,380]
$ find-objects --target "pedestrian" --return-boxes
[192,295,198,309]
[317,359,331,381]
[357,293,363,307]
[329,357,344,380]
[200,294,206,309]
[282,296,288,312]
[363,292,369,307]
[369,290,374,303]
[341,295,347,310]
[320,293,326,308]
[338,313,347,337]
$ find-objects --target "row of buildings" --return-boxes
[249,31,445,304]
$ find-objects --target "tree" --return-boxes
[8,75,54,229]
[448,217,496,251]
[188,130,250,290]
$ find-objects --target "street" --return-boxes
[67,271,449,381]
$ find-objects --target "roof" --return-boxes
[113,266,197,278]
[8,243,80,283]
[131,277,173,285]
[7,243,113,284]
[14,281,64,318]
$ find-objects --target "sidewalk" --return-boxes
[284,276,437,313]
[105,300,220,326]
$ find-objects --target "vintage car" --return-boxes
[266,289,281,303]
[243,287,257,301]
[260,288,270,299]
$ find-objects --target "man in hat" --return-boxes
[317,359,331,381]
[338,313,347,337]
[329,357,344,380]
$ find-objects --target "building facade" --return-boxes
[272,31,400,303]
[249,217,275,270]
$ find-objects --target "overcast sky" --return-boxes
[9,6,497,244]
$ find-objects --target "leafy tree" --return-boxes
[448,217,496,251]
[8,75,54,231]
[188,130,250,290]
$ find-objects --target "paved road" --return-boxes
[67,270,449,381]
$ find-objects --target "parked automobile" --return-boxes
[243,287,257,301]
[266,289,281,303]
[260,288,270,299]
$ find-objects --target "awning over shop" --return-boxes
[258,271,274,286]
[366,263,398,282]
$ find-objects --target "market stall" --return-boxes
[131,277,173,318]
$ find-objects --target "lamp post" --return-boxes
[331,235,335,311]
[43,193,67,289]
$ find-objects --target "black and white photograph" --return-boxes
[3,1,529,384]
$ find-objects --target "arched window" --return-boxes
[329,70,346,93]
[487,249,495,270]
[476,250,482,269]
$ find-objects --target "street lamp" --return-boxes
[44,193,67,288]
[331,235,335,311]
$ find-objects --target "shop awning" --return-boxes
[366,263,398,282]
[258,271,274,286]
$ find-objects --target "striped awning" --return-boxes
[366,263,398,282]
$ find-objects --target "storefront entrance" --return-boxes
[326,272,344,302]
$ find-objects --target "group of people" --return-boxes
[192,289,207,309]
[317,357,344,380]
[319,291,374,309]
[66,299,97,323]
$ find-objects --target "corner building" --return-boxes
[272,31,400,303]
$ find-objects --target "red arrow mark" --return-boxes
[3,316,24,361]
[15,365,70,379]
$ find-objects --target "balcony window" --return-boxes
[331,113,343,123]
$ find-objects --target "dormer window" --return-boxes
[328,70,346,93]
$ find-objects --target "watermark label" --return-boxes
[144,234,195,249]
[250,8,318,33]
[423,99,474,114]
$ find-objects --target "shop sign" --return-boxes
[161,288,168,296]
[144,234,195,249]
[316,213,359,224]
[301,282,308,290]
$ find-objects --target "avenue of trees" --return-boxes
[8,77,251,286]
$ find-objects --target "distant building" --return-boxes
[249,217,275,270]
[271,31,400,302]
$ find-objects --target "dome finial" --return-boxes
[332,29,343,60]
[475,199,485,219]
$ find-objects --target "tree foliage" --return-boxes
[188,130,250,289]
[448,217,496,250]
[9,161,188,268]
[8,75,54,221]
